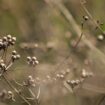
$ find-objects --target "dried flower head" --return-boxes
[27,56,39,66]
[83,15,89,21]
[97,35,104,41]
[81,69,93,78]
[7,35,12,39]
[11,50,20,62]
[0,90,15,101]
[12,50,17,55]
[7,91,15,101]
[23,75,36,87]
[0,62,6,72]
[66,79,82,89]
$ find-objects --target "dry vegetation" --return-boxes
[0,0,105,105]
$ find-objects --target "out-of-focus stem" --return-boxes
[6,62,13,70]
[28,87,36,98]
[80,0,104,34]
[2,75,31,105]
[74,32,84,48]
[45,0,105,65]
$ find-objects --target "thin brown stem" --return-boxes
[80,0,104,34]
[13,79,23,87]
[74,32,84,48]
[27,87,40,105]
[6,62,13,70]
[2,75,31,105]
[37,86,40,99]
[28,87,36,98]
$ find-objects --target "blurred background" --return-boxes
[0,0,105,105]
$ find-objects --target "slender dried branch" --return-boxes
[80,0,104,34]
[2,75,31,105]
[44,0,105,65]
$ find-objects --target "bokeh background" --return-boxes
[0,0,105,105]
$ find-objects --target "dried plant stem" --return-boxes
[1,50,5,59]
[45,0,105,65]
[4,48,8,63]
[74,32,84,48]
[6,62,13,70]
[27,87,40,105]
[28,88,36,98]
[80,0,104,34]
[2,75,31,105]
[63,81,73,93]
[13,79,23,87]
[36,87,40,100]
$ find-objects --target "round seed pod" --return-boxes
[27,56,31,62]
[10,41,15,45]
[83,15,89,21]
[3,37,8,42]
[0,60,4,63]
[28,75,33,80]
[32,56,37,61]
[11,55,17,62]
[12,37,16,42]
[35,60,39,65]
[7,35,12,39]
[12,50,17,55]
[97,35,104,41]
[0,63,6,71]
[16,54,21,59]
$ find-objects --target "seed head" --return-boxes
[0,41,3,47]
[83,15,89,21]
[7,91,12,95]
[16,54,21,59]
[32,56,37,61]
[10,41,15,45]
[12,37,16,42]
[3,37,8,42]
[60,74,64,79]
[0,63,6,70]
[11,55,17,61]
[97,35,104,41]
[26,75,36,87]
[7,91,15,101]
[35,60,39,64]
[56,74,60,78]
[12,50,17,55]
[7,35,12,39]
[27,56,31,61]
[0,59,4,63]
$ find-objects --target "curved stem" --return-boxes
[74,32,84,48]
[80,0,104,34]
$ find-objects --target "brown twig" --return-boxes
[80,0,104,34]
[2,74,31,105]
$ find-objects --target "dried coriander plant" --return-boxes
[0,1,105,105]
[0,35,71,105]
[0,35,40,105]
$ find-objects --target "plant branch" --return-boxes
[2,74,31,105]
[80,0,104,34]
